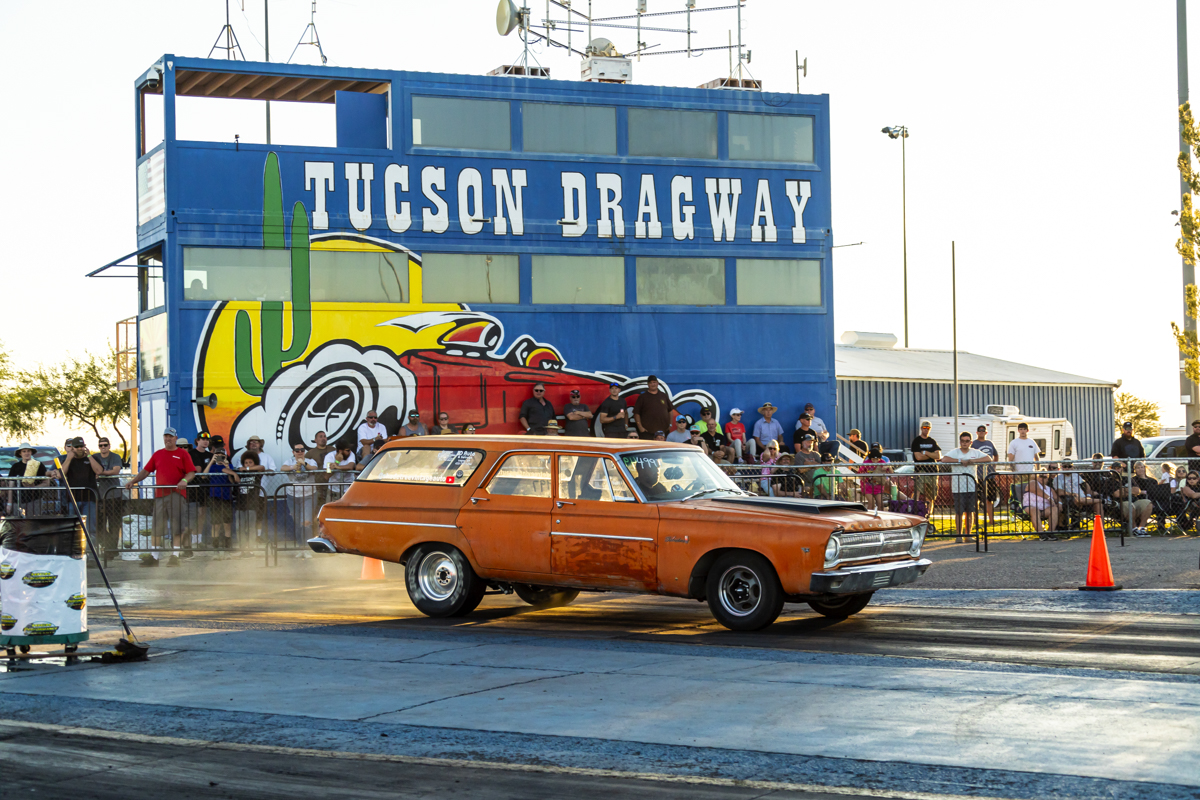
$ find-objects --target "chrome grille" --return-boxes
[837,528,913,563]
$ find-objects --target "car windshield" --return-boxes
[619,449,742,502]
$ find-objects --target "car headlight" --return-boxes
[824,534,841,567]
[909,522,930,557]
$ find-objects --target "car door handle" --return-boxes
[471,497,489,504]
[556,501,575,508]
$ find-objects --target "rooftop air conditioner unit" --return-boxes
[582,38,631,83]
[985,405,1021,417]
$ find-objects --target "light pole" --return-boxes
[882,125,909,348]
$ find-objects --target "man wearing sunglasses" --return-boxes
[282,442,320,550]
[357,411,386,458]
[519,383,556,435]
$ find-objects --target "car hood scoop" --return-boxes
[711,496,867,514]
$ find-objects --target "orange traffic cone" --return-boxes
[1079,515,1122,591]
[360,557,386,580]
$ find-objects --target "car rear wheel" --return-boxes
[705,551,784,631]
[405,544,486,618]
[807,592,873,619]
[512,584,580,609]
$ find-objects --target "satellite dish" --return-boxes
[586,37,619,58]
[497,0,520,36]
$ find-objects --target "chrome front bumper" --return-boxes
[809,558,932,594]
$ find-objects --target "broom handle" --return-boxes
[53,460,136,640]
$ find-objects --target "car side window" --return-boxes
[557,455,614,502]
[486,454,552,498]
[603,460,637,502]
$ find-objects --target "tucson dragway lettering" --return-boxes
[303,161,812,244]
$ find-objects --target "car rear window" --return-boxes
[358,448,484,486]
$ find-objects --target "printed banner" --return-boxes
[0,548,87,644]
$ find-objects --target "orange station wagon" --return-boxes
[312,436,932,631]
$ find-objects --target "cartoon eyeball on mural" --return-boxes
[192,152,718,468]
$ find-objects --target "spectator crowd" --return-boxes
[6,379,1198,565]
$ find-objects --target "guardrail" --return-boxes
[721,457,1197,549]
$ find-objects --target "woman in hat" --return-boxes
[6,443,50,515]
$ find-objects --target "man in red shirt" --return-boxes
[125,427,196,567]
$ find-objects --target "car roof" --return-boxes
[381,435,696,455]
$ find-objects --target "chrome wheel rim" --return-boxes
[417,551,458,601]
[718,565,761,617]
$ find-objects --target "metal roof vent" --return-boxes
[840,331,898,349]
[582,38,632,83]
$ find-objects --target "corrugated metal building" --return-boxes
[834,334,1117,456]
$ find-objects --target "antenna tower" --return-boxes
[208,0,247,60]
[288,0,329,65]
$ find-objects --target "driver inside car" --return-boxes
[633,459,672,499]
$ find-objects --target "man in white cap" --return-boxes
[124,427,196,567]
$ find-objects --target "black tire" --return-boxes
[705,551,784,631]
[404,543,486,618]
[512,584,580,609]
[807,592,873,619]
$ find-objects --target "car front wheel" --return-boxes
[705,551,784,631]
[512,584,580,609]
[405,544,486,618]
[807,592,873,618]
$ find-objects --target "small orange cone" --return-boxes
[1079,515,1122,591]
[360,557,386,580]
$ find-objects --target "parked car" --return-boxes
[313,436,932,631]
[1139,436,1187,460]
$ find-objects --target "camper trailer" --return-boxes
[920,406,1076,461]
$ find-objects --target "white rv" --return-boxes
[920,405,1077,461]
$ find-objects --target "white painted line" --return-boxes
[0,719,1022,800]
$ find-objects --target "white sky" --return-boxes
[0,0,1192,449]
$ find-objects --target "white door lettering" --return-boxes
[304,162,335,230]
[345,162,374,232]
[670,176,695,241]
[492,168,527,236]
[750,179,777,243]
[421,166,449,234]
[635,174,662,239]
[784,179,812,244]
[596,173,625,238]
[383,163,410,233]
[704,177,742,242]
[458,168,485,235]
[560,172,587,238]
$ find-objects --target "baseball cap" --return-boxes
[689,424,703,432]
[1122,421,1133,429]
[408,410,420,418]
[676,415,687,422]
[610,382,620,388]
[919,420,931,428]
[647,374,659,382]
[67,437,85,448]
[977,425,987,432]
[799,413,812,421]
[870,442,882,449]
[197,431,211,440]
[654,430,665,437]
[163,427,178,437]
[570,389,581,396]
[210,435,225,448]
[848,428,861,437]
[804,403,815,410]
[730,408,743,415]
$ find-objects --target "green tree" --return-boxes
[1175,103,1200,381]
[0,342,46,440]
[1113,392,1161,439]
[28,350,130,457]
